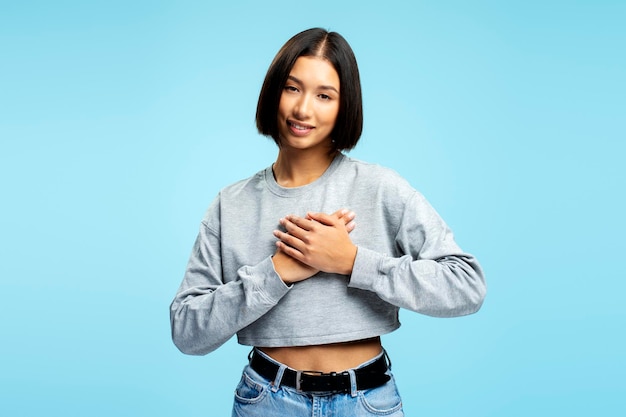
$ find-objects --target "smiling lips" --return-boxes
[287,120,314,136]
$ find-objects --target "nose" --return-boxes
[293,93,312,120]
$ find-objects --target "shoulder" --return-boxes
[201,167,268,226]
[219,168,266,196]
[339,155,416,196]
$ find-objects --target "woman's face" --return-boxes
[277,56,340,153]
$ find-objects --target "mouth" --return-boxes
[287,120,314,135]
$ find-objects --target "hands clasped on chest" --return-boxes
[271,208,358,284]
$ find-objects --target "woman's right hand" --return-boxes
[271,209,355,284]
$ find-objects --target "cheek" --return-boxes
[326,106,340,126]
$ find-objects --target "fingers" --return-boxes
[334,209,356,232]
[274,227,306,250]
[291,209,356,236]
[281,215,316,232]
[308,209,355,226]
[275,240,303,262]
[334,209,356,226]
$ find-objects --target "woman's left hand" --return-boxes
[273,211,358,275]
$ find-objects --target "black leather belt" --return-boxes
[249,349,391,393]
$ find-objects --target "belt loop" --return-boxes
[383,348,392,370]
[348,369,358,397]
[271,364,287,393]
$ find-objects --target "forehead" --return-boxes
[289,56,340,89]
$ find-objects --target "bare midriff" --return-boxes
[258,337,382,373]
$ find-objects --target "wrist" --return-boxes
[339,244,358,276]
[271,251,317,284]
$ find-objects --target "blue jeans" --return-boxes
[232,350,404,417]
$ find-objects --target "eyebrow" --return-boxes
[287,75,339,94]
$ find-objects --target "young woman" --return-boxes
[170,28,486,416]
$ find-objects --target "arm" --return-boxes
[349,192,486,317]
[275,193,486,317]
[170,219,291,356]
[170,206,357,355]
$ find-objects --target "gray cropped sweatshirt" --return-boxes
[170,154,486,355]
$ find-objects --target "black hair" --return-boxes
[256,28,363,151]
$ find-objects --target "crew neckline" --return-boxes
[264,153,346,197]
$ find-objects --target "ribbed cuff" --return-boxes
[244,256,292,304]
[348,246,383,291]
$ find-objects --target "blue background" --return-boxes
[1,1,624,416]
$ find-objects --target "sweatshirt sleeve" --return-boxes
[170,200,291,356]
[348,191,486,317]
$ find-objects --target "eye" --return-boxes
[284,85,299,93]
[318,94,331,100]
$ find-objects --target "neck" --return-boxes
[273,148,338,188]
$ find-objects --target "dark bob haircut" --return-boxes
[256,28,363,151]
